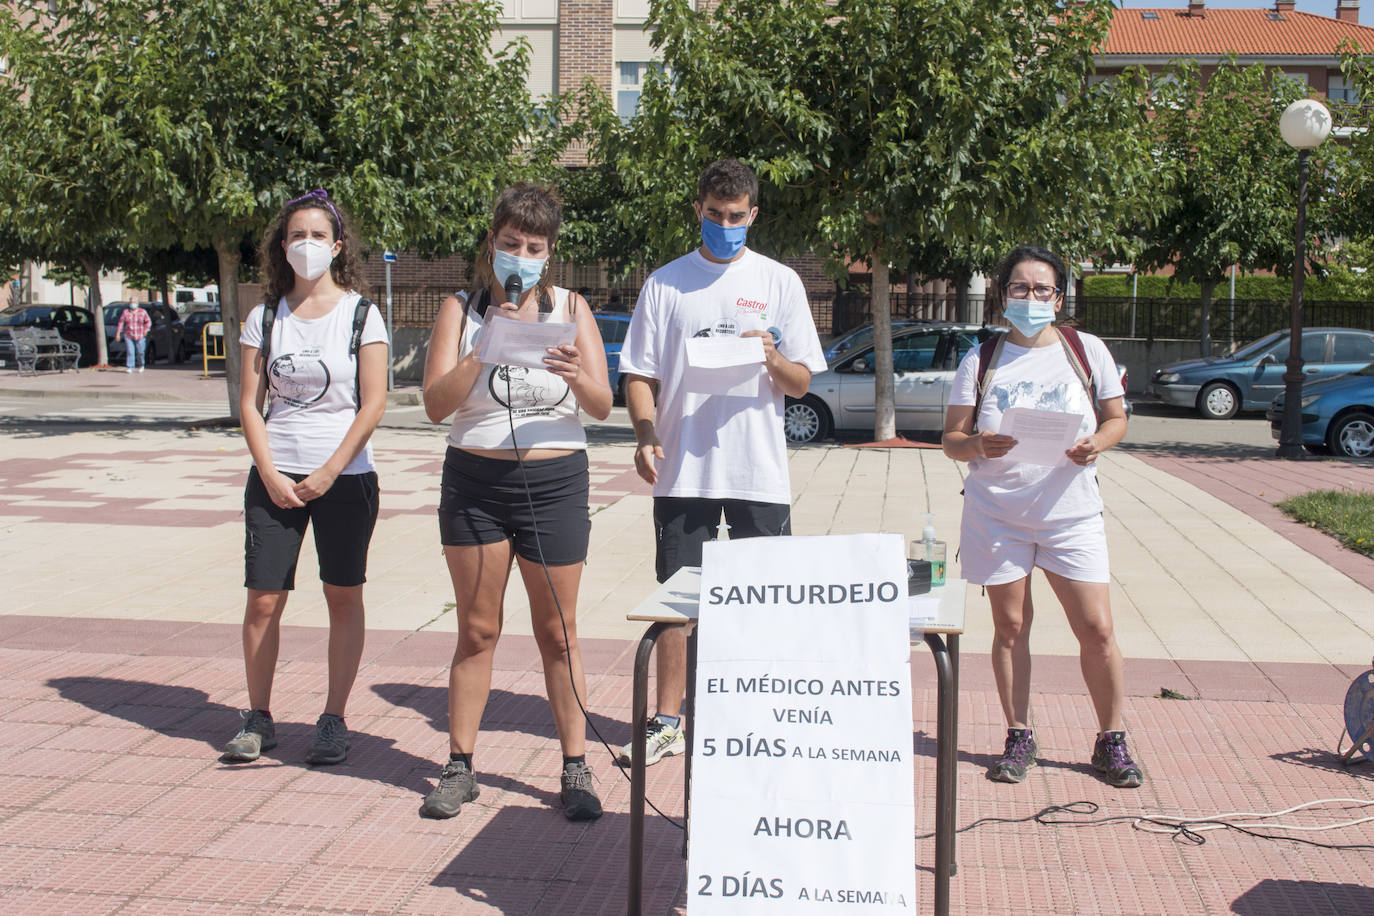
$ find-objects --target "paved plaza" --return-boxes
[1,367,1373,914]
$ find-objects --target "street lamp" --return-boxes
[1276,98,1332,459]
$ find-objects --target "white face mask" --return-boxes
[285,238,336,281]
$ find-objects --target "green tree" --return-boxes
[592,0,1156,440]
[0,0,550,412]
[1116,59,1315,357]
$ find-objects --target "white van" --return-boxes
[174,285,218,313]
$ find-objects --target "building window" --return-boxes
[1329,74,1359,105]
[617,61,663,120]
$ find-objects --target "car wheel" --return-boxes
[1328,411,1374,459]
[1197,382,1239,420]
[783,396,832,444]
[146,341,158,364]
[174,339,189,363]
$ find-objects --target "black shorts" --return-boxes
[244,466,380,591]
[653,497,792,583]
[437,448,591,566]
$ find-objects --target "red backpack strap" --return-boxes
[1056,326,1099,422]
[972,335,1006,432]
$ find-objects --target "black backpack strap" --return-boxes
[351,297,374,411]
[260,304,277,419]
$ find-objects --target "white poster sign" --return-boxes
[688,533,916,913]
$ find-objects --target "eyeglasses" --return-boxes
[1005,283,1061,302]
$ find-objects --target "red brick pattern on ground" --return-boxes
[2,615,1373,914]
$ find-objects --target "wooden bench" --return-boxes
[0,327,80,374]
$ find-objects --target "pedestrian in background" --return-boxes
[116,294,150,373]
[942,244,1140,789]
[222,190,388,766]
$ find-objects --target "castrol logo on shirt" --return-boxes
[735,296,769,322]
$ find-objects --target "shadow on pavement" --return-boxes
[1270,747,1374,781]
[372,681,631,758]
[47,675,436,794]
[1232,878,1374,915]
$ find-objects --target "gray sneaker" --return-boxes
[305,713,349,765]
[560,760,603,822]
[223,709,276,762]
[616,718,686,767]
[421,759,480,819]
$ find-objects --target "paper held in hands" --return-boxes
[999,407,1082,466]
[683,336,765,397]
[476,314,577,370]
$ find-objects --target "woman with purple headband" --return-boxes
[222,190,388,767]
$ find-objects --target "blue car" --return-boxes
[1150,327,1374,419]
[1267,362,1374,457]
[594,312,632,403]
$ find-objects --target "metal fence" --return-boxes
[387,282,1374,345]
[1075,297,1374,344]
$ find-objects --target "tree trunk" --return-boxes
[1199,278,1215,357]
[872,260,895,442]
[83,259,110,367]
[953,270,971,324]
[216,240,244,420]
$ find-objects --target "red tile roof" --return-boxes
[1103,8,1374,56]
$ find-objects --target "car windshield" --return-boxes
[103,305,126,323]
[1229,330,1287,361]
[0,309,37,325]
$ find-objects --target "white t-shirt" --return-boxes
[446,286,587,451]
[948,331,1124,525]
[619,248,827,503]
[241,292,388,476]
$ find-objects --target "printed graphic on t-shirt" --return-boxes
[269,349,331,408]
[734,296,770,322]
[489,365,570,417]
[993,379,1093,439]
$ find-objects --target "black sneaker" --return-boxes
[222,709,276,762]
[988,728,1037,783]
[305,713,349,765]
[1092,730,1143,788]
[560,760,603,822]
[421,760,480,819]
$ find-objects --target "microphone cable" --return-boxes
[497,282,686,831]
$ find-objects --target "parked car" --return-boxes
[0,305,99,366]
[785,323,1131,444]
[182,308,221,355]
[594,312,632,403]
[1267,361,1374,457]
[1150,328,1374,420]
[103,301,188,364]
[823,320,924,361]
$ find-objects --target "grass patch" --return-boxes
[1277,490,1374,559]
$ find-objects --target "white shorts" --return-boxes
[958,505,1110,586]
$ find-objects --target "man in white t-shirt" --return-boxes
[616,159,827,766]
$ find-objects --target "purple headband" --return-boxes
[286,189,341,230]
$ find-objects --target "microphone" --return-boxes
[504,274,523,306]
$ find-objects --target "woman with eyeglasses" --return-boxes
[942,244,1140,789]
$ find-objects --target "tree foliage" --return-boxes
[1113,59,1317,356]
[0,0,555,410]
[587,0,1156,438]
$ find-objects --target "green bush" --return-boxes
[1082,274,1366,301]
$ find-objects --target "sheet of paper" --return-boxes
[683,336,765,397]
[1000,407,1082,467]
[476,314,577,371]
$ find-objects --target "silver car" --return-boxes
[785,322,1130,444]
[785,323,1001,444]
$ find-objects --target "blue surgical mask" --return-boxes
[1003,299,1055,337]
[491,247,547,299]
[700,217,749,260]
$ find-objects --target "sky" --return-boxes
[1118,2,1371,26]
